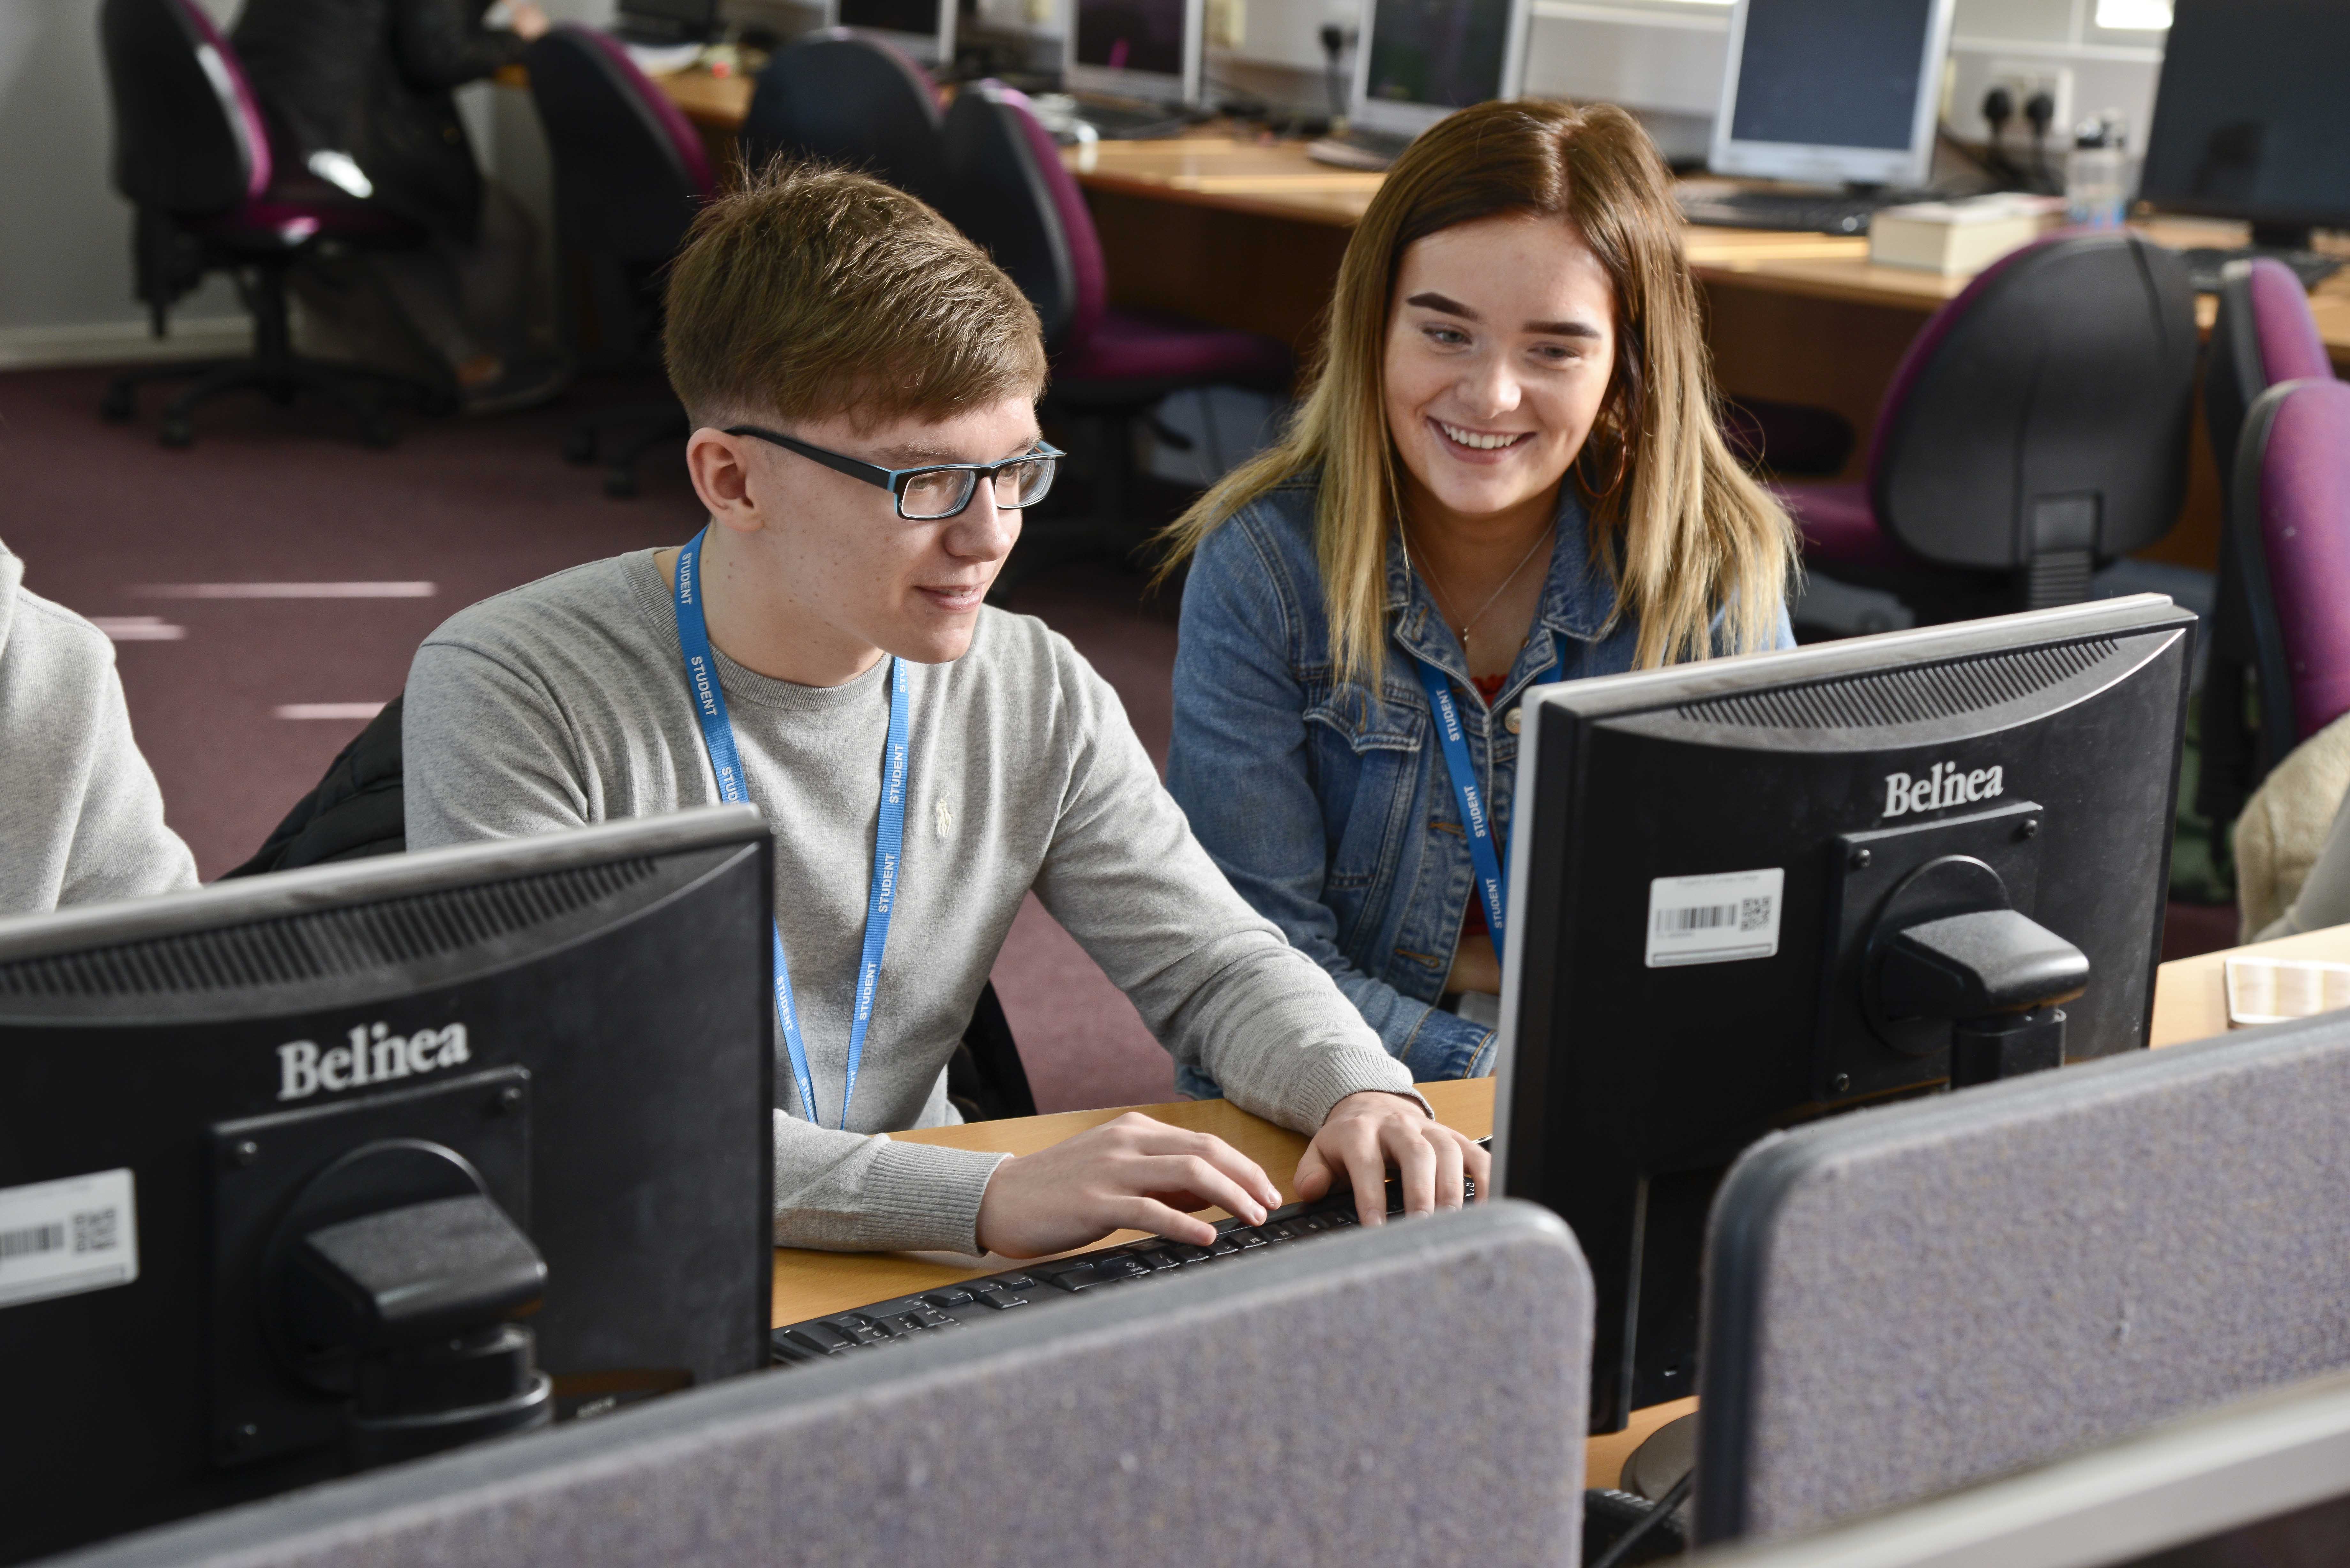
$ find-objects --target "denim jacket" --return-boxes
[1167,475,1793,1091]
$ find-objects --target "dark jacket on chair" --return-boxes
[231,0,523,242]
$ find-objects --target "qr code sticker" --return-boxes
[72,1209,118,1254]
[1740,897,1771,932]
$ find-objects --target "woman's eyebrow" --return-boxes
[1404,290,1480,320]
[1526,318,1604,339]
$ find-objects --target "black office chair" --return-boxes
[226,697,1035,1120]
[738,31,946,205]
[941,81,1292,590]
[93,0,449,447]
[527,25,716,499]
[1776,232,2198,621]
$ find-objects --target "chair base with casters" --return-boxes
[102,243,453,449]
[562,399,689,498]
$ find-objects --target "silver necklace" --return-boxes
[1404,522,1555,652]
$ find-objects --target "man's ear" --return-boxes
[684,427,763,538]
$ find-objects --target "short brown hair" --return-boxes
[663,161,1047,429]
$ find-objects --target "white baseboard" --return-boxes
[0,317,253,372]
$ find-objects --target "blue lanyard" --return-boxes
[672,528,909,1130]
[1414,643,1555,966]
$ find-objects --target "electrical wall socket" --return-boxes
[1987,59,2074,142]
[1207,0,1246,51]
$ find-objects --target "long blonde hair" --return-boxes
[1157,99,1796,682]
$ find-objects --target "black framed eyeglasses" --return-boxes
[725,425,1062,521]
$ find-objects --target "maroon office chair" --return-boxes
[2221,378,2350,794]
[95,0,449,447]
[941,81,1292,584]
[528,25,716,498]
[2197,257,2338,833]
[1777,231,2198,621]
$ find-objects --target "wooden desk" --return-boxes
[2149,919,2350,1046]
[767,923,2350,1487]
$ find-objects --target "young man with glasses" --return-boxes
[403,166,1483,1258]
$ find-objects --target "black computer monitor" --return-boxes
[833,0,955,66]
[2138,0,2350,252]
[1491,596,2195,1432]
[0,808,774,1565]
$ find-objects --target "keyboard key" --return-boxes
[1168,1244,1213,1264]
[1093,1254,1148,1280]
[1208,1237,1241,1256]
[1322,1210,1355,1227]
[777,1328,848,1358]
[826,1316,889,1345]
[924,1288,975,1308]
[1228,1229,1266,1248]
[1047,1267,1100,1293]
[1136,1249,1182,1272]
[972,1291,1029,1310]
[998,1274,1038,1290]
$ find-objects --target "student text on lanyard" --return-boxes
[672,528,909,1130]
[1414,641,1556,967]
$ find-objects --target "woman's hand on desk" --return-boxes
[1297,1092,1488,1224]
[973,1112,1283,1258]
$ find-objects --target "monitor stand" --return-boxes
[2177,222,2346,295]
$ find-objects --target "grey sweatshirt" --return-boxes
[0,540,198,916]
[402,551,1420,1254]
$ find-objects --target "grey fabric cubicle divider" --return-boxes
[1695,1011,2350,1545]
[46,1201,1592,1568]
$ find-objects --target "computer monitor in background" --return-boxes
[1695,0,1953,227]
[612,0,721,46]
[1349,0,1529,145]
[832,0,956,68]
[1065,0,1203,109]
[0,808,775,1565]
[2138,0,2350,289]
[1491,596,2194,1433]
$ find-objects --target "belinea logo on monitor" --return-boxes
[1882,761,2004,819]
[277,1022,472,1101]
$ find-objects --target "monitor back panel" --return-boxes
[1698,1012,2350,1543]
[1498,601,2194,1426]
[2138,0,2350,231]
[0,839,773,1564]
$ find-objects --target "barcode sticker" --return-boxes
[1646,868,1785,968]
[0,1169,138,1309]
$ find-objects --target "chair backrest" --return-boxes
[2207,256,2335,490]
[740,31,946,207]
[525,25,714,264]
[940,80,1106,357]
[98,0,269,216]
[54,1203,1593,1568]
[1694,1009,2350,1546]
[2231,377,2350,767]
[1867,232,2197,586]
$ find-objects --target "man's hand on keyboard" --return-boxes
[1295,1091,1488,1225]
[974,1112,1285,1258]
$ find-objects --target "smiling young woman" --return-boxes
[1160,100,1798,1086]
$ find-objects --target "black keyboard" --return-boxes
[2179,246,2345,295]
[1306,127,1415,172]
[1071,95,1191,141]
[1679,187,1916,236]
[771,1165,1477,1367]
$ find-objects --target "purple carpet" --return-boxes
[0,366,1178,1112]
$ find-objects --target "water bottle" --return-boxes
[2067,112,2132,229]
